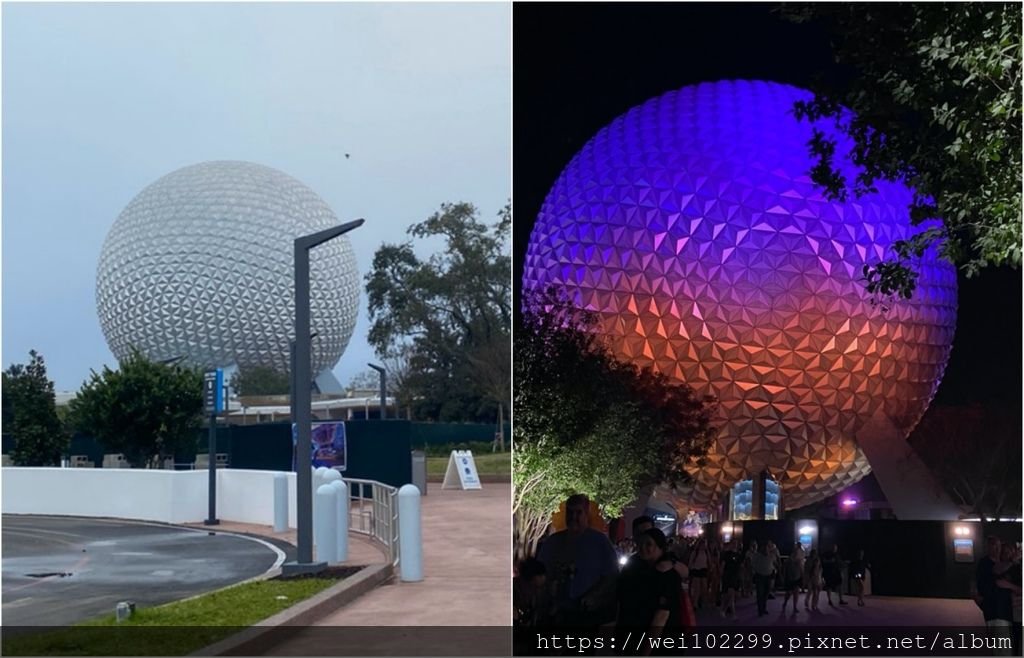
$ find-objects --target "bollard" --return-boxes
[314,466,329,491]
[322,468,341,484]
[273,473,289,532]
[315,484,337,564]
[398,484,423,582]
[329,479,348,563]
[312,467,328,547]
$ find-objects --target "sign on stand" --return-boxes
[441,450,482,490]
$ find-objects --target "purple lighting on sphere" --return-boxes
[523,80,958,511]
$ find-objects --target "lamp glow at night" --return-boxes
[523,80,958,511]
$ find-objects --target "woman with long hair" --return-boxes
[804,549,822,611]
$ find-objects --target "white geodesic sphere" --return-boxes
[96,161,359,376]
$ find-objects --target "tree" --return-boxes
[513,293,717,559]
[382,346,415,420]
[231,365,290,397]
[781,4,1021,301]
[467,332,511,451]
[69,349,204,467]
[2,351,67,466]
[345,369,383,394]
[910,403,1022,523]
[366,202,511,422]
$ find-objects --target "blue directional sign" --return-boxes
[204,369,224,414]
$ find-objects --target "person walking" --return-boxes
[848,549,870,606]
[741,541,756,597]
[688,537,711,610]
[821,544,847,606]
[792,542,806,592]
[720,539,742,619]
[752,542,775,616]
[782,551,803,614]
[766,540,781,598]
[804,549,822,611]
[977,536,1015,656]
[536,494,619,626]
[616,528,683,655]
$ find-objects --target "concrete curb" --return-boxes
[191,563,394,656]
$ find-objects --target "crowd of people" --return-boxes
[515,494,1024,657]
[514,494,867,640]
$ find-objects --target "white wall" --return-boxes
[1,467,297,527]
[217,469,297,527]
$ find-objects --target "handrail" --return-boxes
[340,476,400,567]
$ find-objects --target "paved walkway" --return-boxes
[694,590,984,626]
[206,483,510,655]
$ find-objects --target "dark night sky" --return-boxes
[513,2,1021,407]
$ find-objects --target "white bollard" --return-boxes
[322,468,341,484]
[273,472,289,532]
[329,479,348,563]
[398,484,423,582]
[312,466,328,547]
[315,484,337,564]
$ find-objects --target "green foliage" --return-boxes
[513,292,717,557]
[230,365,290,396]
[782,4,1021,301]
[68,349,204,467]
[2,351,67,466]
[366,202,511,422]
[2,577,338,656]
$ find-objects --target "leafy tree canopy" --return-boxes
[513,292,717,557]
[231,365,290,397]
[69,349,204,467]
[366,202,511,422]
[782,3,1021,300]
[2,350,67,466]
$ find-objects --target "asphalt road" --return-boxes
[2,515,284,626]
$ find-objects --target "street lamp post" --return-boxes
[367,362,386,420]
[283,219,364,576]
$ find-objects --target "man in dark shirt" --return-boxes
[616,516,657,633]
[537,494,619,626]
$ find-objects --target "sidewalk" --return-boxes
[695,591,984,626]
[252,482,510,654]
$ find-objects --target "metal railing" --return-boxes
[342,476,400,567]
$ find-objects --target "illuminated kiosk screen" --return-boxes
[764,479,780,521]
[292,421,347,471]
[731,479,754,521]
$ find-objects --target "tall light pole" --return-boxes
[283,219,364,576]
[367,362,386,420]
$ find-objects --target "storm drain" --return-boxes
[25,572,72,578]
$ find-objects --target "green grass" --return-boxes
[427,451,510,477]
[3,578,338,656]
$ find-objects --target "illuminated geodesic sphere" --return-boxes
[97,161,359,377]
[523,80,958,511]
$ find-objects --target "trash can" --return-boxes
[411,450,427,495]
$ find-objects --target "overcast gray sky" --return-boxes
[2,2,510,391]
